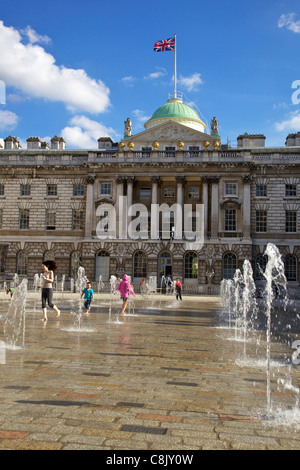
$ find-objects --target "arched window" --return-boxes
[285,255,297,282]
[254,255,268,280]
[133,251,147,278]
[17,251,28,276]
[96,250,110,281]
[222,252,237,279]
[184,252,198,279]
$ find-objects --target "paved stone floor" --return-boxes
[0,291,300,450]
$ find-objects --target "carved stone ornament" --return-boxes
[242,175,253,184]
[115,175,125,184]
[151,176,160,184]
[175,175,185,184]
[86,175,95,185]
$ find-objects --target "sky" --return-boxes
[0,0,300,149]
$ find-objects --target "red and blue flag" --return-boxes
[153,37,175,52]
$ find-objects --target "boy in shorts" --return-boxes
[81,282,94,316]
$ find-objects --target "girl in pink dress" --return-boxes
[115,274,135,315]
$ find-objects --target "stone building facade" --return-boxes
[0,95,299,292]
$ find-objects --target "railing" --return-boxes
[218,231,243,238]
[0,149,300,165]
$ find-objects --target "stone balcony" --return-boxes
[0,148,300,166]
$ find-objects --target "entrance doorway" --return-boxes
[95,250,110,281]
[158,251,172,287]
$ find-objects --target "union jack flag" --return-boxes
[153,37,175,52]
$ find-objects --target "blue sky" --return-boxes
[0,0,300,149]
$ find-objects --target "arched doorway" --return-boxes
[158,251,172,286]
[95,250,110,281]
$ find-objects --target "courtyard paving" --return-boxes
[0,290,300,451]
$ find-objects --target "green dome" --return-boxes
[144,98,206,132]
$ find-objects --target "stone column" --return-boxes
[85,175,95,238]
[151,176,160,240]
[126,175,135,234]
[175,175,185,239]
[210,176,220,239]
[126,176,135,210]
[151,176,160,204]
[115,175,125,239]
[202,176,209,239]
[242,175,252,239]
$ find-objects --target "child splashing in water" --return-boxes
[115,274,135,315]
[38,260,60,321]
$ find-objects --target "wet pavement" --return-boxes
[0,291,300,450]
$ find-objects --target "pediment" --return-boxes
[123,121,216,145]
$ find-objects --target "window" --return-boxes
[225,183,237,196]
[163,187,175,199]
[133,251,147,278]
[0,209,2,229]
[19,209,29,230]
[73,184,84,197]
[47,184,57,196]
[285,255,297,282]
[17,251,27,275]
[97,210,109,233]
[72,209,84,230]
[256,184,267,197]
[0,246,6,273]
[188,187,199,199]
[225,209,236,231]
[256,210,267,232]
[20,184,31,197]
[285,184,297,197]
[189,146,200,157]
[0,184,4,196]
[99,182,112,196]
[286,211,297,232]
[184,252,198,279]
[165,147,175,157]
[45,210,56,230]
[140,188,151,200]
[141,147,152,158]
[222,253,237,279]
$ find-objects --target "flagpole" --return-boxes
[174,34,177,99]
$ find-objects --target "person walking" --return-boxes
[175,278,182,301]
[81,281,94,316]
[38,260,60,321]
[115,274,135,315]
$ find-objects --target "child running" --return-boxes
[115,274,135,315]
[175,278,182,301]
[38,260,61,321]
[81,282,94,316]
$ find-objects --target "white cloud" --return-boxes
[132,109,151,128]
[61,115,120,149]
[21,25,51,44]
[0,21,110,113]
[275,112,300,131]
[121,76,136,87]
[278,13,300,34]
[0,109,19,131]
[144,67,167,80]
[177,73,203,92]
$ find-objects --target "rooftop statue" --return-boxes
[124,117,132,137]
